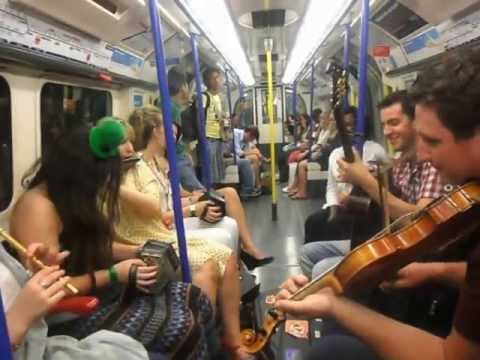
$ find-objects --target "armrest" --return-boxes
[50,296,100,316]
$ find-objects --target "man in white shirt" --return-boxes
[299,107,387,278]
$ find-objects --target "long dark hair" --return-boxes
[23,127,121,275]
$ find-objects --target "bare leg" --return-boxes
[219,254,240,346]
[192,260,220,307]
[293,160,308,198]
[288,166,299,194]
[217,187,266,259]
[246,154,261,189]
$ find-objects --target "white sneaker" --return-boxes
[282,186,289,193]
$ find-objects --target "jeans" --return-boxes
[236,158,256,195]
[304,207,353,244]
[177,155,205,191]
[299,240,350,278]
[207,138,225,183]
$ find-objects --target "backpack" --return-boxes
[181,92,210,142]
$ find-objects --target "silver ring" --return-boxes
[40,281,49,289]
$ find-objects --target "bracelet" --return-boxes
[89,272,97,292]
[108,265,119,283]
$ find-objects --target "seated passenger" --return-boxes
[233,126,268,193]
[166,68,275,267]
[287,110,338,199]
[116,107,253,359]
[1,242,148,359]
[287,113,312,164]
[10,121,217,358]
[300,112,386,277]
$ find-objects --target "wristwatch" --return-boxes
[189,204,196,217]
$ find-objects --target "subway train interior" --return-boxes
[1,0,480,359]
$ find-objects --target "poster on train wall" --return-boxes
[402,8,480,64]
[0,0,112,68]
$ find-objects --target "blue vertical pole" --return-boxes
[309,63,315,116]
[225,70,233,120]
[225,70,236,164]
[356,0,370,155]
[308,64,315,158]
[148,0,191,282]
[0,291,13,359]
[342,24,352,109]
[239,81,244,98]
[292,80,298,143]
[190,33,212,189]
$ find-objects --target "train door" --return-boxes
[254,85,284,144]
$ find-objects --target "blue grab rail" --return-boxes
[147,0,191,282]
[356,0,370,155]
[0,291,13,359]
[225,69,236,164]
[343,24,352,109]
[190,33,212,190]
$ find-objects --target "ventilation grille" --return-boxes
[252,9,286,28]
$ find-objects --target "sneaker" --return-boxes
[282,186,290,193]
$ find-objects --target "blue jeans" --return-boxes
[237,158,255,195]
[207,138,225,183]
[299,240,350,278]
[177,155,205,191]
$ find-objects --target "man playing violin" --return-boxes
[276,49,480,360]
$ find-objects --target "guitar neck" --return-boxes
[333,107,355,163]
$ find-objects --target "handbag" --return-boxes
[198,190,226,223]
[137,239,182,294]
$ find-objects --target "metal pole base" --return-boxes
[271,203,278,221]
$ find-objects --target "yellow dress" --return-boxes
[115,157,232,275]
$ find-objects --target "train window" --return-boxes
[233,90,254,128]
[0,76,12,211]
[40,83,112,155]
[258,87,282,124]
[285,89,307,116]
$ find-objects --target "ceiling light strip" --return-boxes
[176,0,255,86]
[282,0,356,84]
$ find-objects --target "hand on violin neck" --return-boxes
[275,287,336,320]
[274,274,336,319]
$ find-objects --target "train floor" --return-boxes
[242,186,324,359]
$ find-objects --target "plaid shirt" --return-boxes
[392,160,443,204]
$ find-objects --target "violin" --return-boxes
[241,182,480,354]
